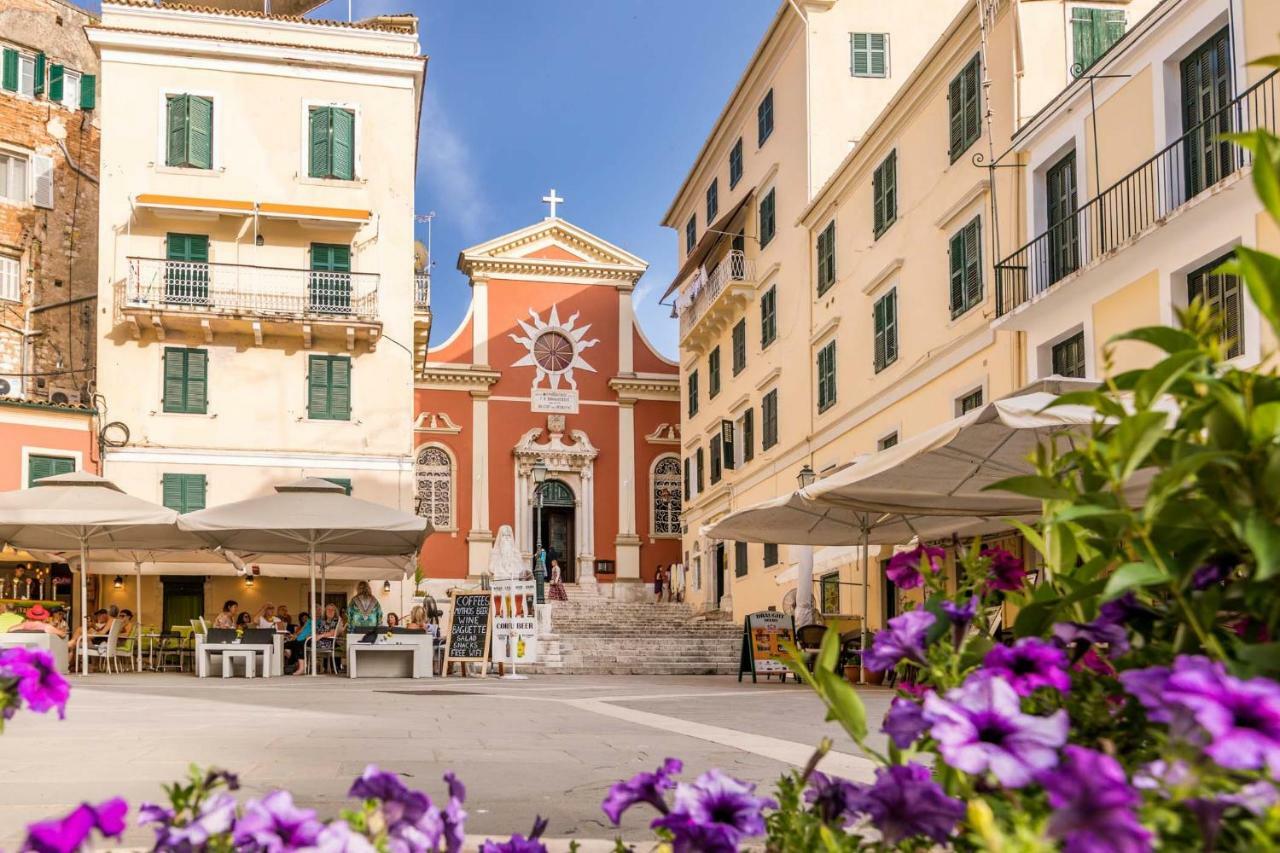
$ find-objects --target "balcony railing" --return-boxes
[677,250,756,339]
[415,273,431,312]
[995,69,1277,316]
[124,257,380,321]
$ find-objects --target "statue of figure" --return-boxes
[488,525,524,580]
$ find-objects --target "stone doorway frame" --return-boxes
[513,420,598,583]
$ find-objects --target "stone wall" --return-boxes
[0,0,99,403]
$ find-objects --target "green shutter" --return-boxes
[28,455,75,487]
[323,477,352,495]
[33,53,45,97]
[163,348,185,412]
[948,72,964,158]
[48,64,63,101]
[852,33,869,76]
[186,349,207,413]
[963,59,980,150]
[2,49,17,92]
[1072,9,1095,71]
[964,219,982,311]
[949,230,966,315]
[309,107,331,178]
[188,96,212,169]
[162,474,184,511]
[308,355,330,419]
[79,73,95,109]
[166,95,189,167]
[743,408,754,462]
[163,474,206,513]
[868,34,887,77]
[329,359,351,420]
[331,108,355,180]
[162,347,207,414]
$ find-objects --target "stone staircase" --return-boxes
[530,584,742,675]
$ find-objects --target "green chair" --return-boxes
[0,612,22,634]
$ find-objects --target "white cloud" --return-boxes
[419,88,491,240]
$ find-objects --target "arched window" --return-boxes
[415,446,453,528]
[537,479,574,506]
[652,456,682,536]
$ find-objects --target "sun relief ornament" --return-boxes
[509,306,599,390]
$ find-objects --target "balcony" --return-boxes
[995,70,1277,317]
[677,250,757,352]
[118,257,382,350]
[414,273,431,313]
[413,272,432,378]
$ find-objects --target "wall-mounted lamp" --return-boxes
[797,464,816,489]
[382,580,392,594]
[255,234,264,247]
[244,575,255,588]
[112,575,123,589]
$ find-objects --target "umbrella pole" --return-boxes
[309,544,317,677]
[79,541,89,677]
[135,561,143,673]
[860,516,870,686]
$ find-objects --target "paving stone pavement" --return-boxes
[0,673,895,849]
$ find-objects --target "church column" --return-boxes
[617,282,634,375]
[466,388,493,579]
[579,463,596,584]
[471,275,489,366]
[614,398,642,600]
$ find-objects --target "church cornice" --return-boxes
[460,257,644,286]
[416,363,502,390]
[609,374,680,402]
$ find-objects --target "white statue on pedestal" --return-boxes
[489,524,525,580]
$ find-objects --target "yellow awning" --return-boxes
[257,202,372,224]
[134,194,255,215]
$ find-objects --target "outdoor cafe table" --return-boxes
[346,631,433,679]
[195,634,283,678]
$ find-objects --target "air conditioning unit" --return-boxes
[0,375,22,398]
[47,385,78,405]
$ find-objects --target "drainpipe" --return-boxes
[22,294,98,390]
[784,0,813,196]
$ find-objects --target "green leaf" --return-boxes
[985,475,1071,500]
[1007,518,1047,558]
[1232,246,1280,345]
[1050,504,1128,524]
[1134,349,1202,409]
[1252,402,1280,445]
[1243,510,1280,580]
[1109,326,1199,354]
[814,667,868,741]
[1111,410,1169,482]
[1045,390,1125,420]
[816,626,840,675]
[1102,562,1168,599]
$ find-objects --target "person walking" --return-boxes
[653,565,665,603]
[548,559,568,601]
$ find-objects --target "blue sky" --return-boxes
[302,0,781,359]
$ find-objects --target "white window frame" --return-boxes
[61,69,81,112]
[299,98,364,184]
[155,88,223,174]
[850,32,890,78]
[17,52,36,97]
[0,146,31,205]
[0,254,20,302]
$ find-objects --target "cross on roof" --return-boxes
[542,188,564,219]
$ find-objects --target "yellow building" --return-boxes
[87,1,426,622]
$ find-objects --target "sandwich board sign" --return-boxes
[738,609,796,683]
[443,590,492,677]
[491,575,538,666]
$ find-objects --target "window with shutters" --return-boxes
[732,320,747,375]
[873,151,897,238]
[759,189,776,247]
[729,138,744,188]
[1071,8,1126,73]
[1181,29,1234,199]
[757,89,774,146]
[695,447,705,493]
[688,369,699,417]
[761,286,777,347]
[165,233,209,304]
[0,151,30,204]
[948,55,982,163]
[310,243,352,314]
[1189,255,1244,359]
[162,347,208,414]
[683,457,692,501]
[735,541,749,577]
[165,94,214,170]
[162,473,206,514]
[763,543,778,567]
[709,347,721,398]
[850,33,889,78]
[817,340,837,413]
[743,407,755,463]
[949,217,983,318]
[685,215,697,253]
[1046,151,1080,284]
[710,434,722,484]
[816,220,836,294]
[1051,331,1087,378]
[706,179,719,222]
[762,388,779,450]
[415,445,453,528]
[874,288,898,373]
[17,52,35,97]
[56,68,81,111]
[307,355,351,421]
[0,255,19,302]
[878,431,899,451]
[652,456,682,536]
[1,49,39,98]
[957,387,984,415]
[308,105,357,180]
[27,454,75,487]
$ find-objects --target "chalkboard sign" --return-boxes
[443,591,492,676]
[738,610,796,684]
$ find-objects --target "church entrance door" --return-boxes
[714,542,727,609]
[535,479,576,583]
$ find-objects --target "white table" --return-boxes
[347,635,433,679]
[0,632,69,673]
[221,649,257,679]
[196,639,276,679]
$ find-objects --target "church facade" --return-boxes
[414,210,681,599]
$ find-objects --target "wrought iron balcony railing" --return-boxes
[124,257,380,321]
[995,69,1277,316]
[415,273,431,312]
[677,250,756,339]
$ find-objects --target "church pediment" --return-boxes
[457,216,647,285]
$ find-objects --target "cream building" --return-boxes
[87,0,426,622]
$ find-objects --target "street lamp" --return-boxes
[797,465,816,489]
[794,464,817,628]
[531,460,549,603]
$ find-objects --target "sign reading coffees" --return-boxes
[443,591,492,676]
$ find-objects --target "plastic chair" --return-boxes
[81,617,124,673]
[796,624,828,673]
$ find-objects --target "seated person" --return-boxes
[284,612,311,674]
[12,604,67,638]
[212,600,238,630]
[276,605,294,632]
[255,604,280,630]
[403,606,427,631]
[235,611,253,630]
[117,609,136,639]
[386,612,400,628]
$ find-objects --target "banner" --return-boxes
[491,575,538,665]
[739,610,796,683]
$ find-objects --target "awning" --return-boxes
[661,190,755,302]
[257,202,372,225]
[134,194,255,216]
[132,195,372,225]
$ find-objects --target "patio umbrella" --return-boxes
[178,478,430,675]
[0,471,199,674]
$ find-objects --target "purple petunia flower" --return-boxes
[847,763,964,845]
[922,673,1068,787]
[652,769,774,853]
[1039,746,1152,853]
[479,816,549,853]
[804,771,863,825]
[981,548,1027,593]
[1098,592,1140,626]
[940,596,978,631]
[233,790,324,851]
[1053,618,1130,658]
[884,545,945,590]
[439,771,468,853]
[1132,758,1193,793]
[1190,555,1236,590]
[982,638,1071,696]
[148,792,236,848]
[882,697,929,749]
[0,647,71,719]
[313,819,378,853]
[863,610,936,672]
[1120,656,1280,777]
[23,798,127,853]
[602,757,681,824]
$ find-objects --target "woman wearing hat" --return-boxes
[13,604,67,638]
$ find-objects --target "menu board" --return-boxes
[738,610,796,683]
[443,591,492,676]
[491,576,538,666]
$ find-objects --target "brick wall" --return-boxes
[0,0,99,403]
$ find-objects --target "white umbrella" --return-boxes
[178,478,430,675]
[0,472,200,674]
